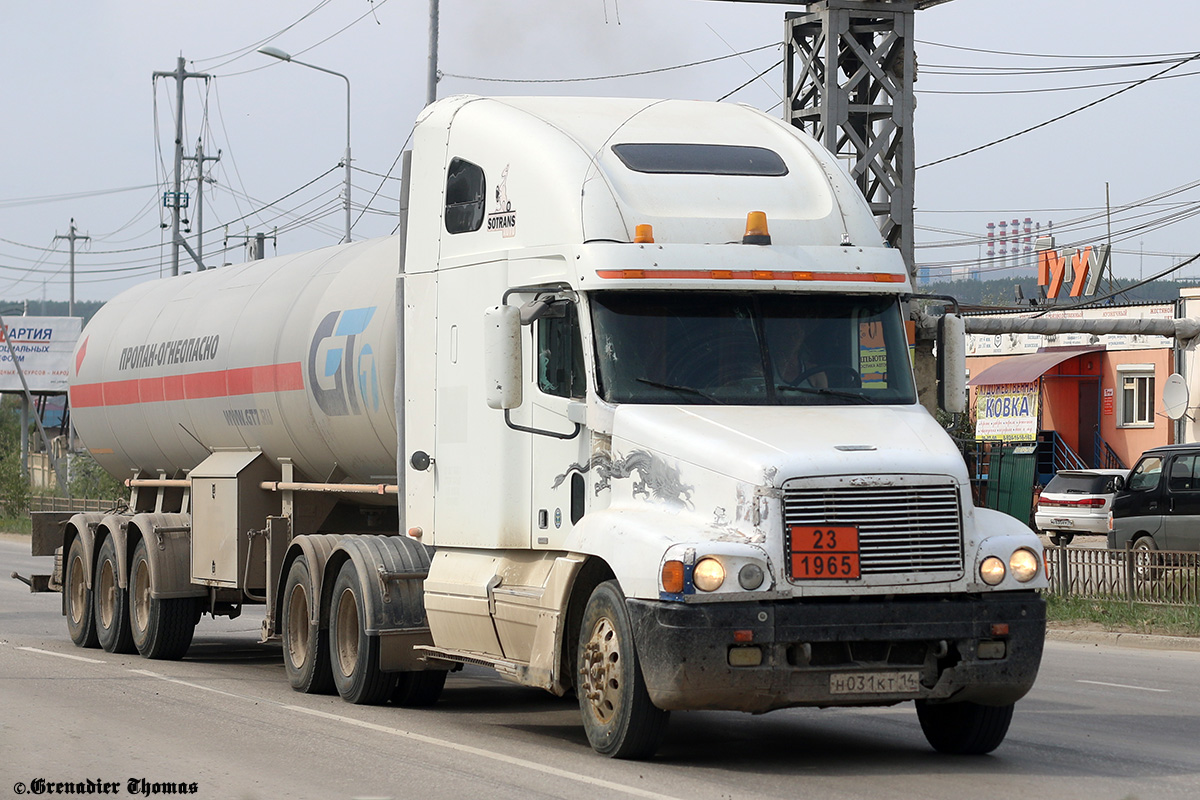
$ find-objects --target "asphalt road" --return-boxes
[3,534,1199,800]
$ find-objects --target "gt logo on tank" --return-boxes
[308,307,380,416]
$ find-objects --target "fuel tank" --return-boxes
[70,237,401,485]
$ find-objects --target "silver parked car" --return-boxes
[1035,469,1127,546]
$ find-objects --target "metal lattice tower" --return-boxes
[785,0,944,277]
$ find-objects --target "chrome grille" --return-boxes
[783,483,963,577]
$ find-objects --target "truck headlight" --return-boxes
[738,563,765,590]
[980,556,1006,586]
[1010,548,1039,583]
[693,557,726,591]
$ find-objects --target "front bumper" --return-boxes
[627,592,1045,713]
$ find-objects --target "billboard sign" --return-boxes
[975,381,1039,442]
[0,316,82,393]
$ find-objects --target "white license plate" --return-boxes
[1051,518,1074,526]
[830,671,920,695]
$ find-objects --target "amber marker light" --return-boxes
[634,224,655,243]
[662,560,685,594]
[742,211,771,245]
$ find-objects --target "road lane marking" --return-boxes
[130,668,683,800]
[1077,679,1169,693]
[128,669,263,701]
[17,646,106,664]
[284,705,685,800]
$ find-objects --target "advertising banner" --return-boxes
[0,316,82,393]
[975,381,1039,442]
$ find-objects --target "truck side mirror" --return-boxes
[1110,475,1125,492]
[937,313,967,414]
[484,305,522,410]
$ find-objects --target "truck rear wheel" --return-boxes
[94,536,136,654]
[65,536,99,648]
[282,556,334,694]
[577,580,669,759]
[129,538,196,660]
[329,559,394,705]
[916,700,1014,755]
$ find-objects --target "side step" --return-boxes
[415,645,523,678]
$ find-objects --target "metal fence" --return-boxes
[29,495,122,514]
[1045,544,1200,607]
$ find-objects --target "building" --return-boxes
[965,300,1178,478]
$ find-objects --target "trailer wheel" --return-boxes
[65,536,99,648]
[94,536,135,654]
[329,559,394,705]
[577,580,669,759]
[916,700,1014,755]
[390,669,447,707]
[129,538,196,660]
[281,556,334,694]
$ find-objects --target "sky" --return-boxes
[2,0,1199,309]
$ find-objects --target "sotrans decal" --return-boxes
[308,307,380,417]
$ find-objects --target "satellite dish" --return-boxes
[1162,373,1189,420]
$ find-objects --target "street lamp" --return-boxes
[259,46,352,243]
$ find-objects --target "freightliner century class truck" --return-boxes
[24,95,1046,759]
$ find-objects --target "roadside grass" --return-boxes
[1047,593,1200,637]
[0,515,31,535]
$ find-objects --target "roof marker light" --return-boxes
[634,224,655,244]
[743,211,771,245]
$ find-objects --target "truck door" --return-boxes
[529,302,589,550]
[1163,454,1200,551]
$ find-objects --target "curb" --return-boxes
[1046,628,1200,652]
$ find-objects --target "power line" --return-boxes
[918,49,1200,170]
[443,43,778,84]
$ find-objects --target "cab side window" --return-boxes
[1128,456,1163,492]
[1167,455,1198,493]
[537,303,585,399]
[445,158,485,234]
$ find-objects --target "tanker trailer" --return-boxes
[24,94,1045,759]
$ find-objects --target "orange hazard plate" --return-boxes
[790,525,861,580]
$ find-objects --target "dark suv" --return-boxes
[1109,444,1200,556]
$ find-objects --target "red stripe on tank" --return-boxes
[70,362,305,408]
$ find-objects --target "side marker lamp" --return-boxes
[662,560,685,594]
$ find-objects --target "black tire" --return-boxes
[281,556,334,694]
[94,536,136,654]
[129,538,196,660]
[916,700,1014,755]
[577,580,669,759]
[329,559,394,705]
[65,536,99,649]
[1132,536,1161,582]
[391,670,447,707]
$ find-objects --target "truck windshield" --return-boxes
[589,291,917,406]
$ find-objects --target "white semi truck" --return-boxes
[27,95,1046,759]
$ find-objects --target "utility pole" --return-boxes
[153,57,211,276]
[183,138,221,269]
[428,0,440,105]
[53,218,90,317]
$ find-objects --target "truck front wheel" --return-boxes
[916,700,1014,754]
[129,538,196,660]
[577,580,669,759]
[94,536,135,654]
[282,556,334,694]
[329,559,393,705]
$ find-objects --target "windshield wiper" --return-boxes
[775,384,875,404]
[636,377,724,404]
